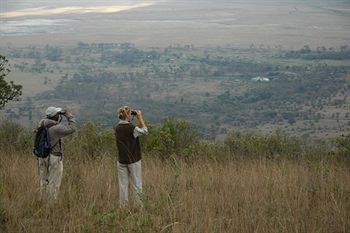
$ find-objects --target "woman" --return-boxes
[113,106,148,207]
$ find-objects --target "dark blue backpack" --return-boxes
[33,125,51,158]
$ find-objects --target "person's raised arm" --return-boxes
[55,108,77,137]
[133,110,148,138]
[136,111,146,129]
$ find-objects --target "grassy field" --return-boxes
[1,151,349,233]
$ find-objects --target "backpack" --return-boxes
[33,125,51,158]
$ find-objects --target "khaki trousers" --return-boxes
[117,160,143,207]
[38,154,63,201]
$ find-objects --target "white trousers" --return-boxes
[38,154,63,201]
[117,160,143,207]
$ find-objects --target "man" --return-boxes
[114,106,148,207]
[37,106,76,201]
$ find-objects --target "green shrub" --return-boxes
[0,119,33,152]
[336,133,350,162]
[65,121,115,159]
[302,145,335,162]
[143,117,198,159]
[225,129,302,159]
[182,140,227,161]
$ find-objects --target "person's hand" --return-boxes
[136,110,143,118]
[62,108,72,117]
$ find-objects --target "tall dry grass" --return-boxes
[0,151,349,233]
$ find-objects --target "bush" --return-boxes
[0,119,32,152]
[65,121,115,159]
[143,117,198,159]
[225,129,302,159]
[302,145,335,162]
[182,140,227,161]
[336,133,350,162]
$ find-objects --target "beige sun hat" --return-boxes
[45,106,62,118]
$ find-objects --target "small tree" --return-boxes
[0,55,22,109]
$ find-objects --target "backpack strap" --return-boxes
[41,120,60,153]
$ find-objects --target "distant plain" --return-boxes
[0,0,349,48]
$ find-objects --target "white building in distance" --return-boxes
[252,76,270,82]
